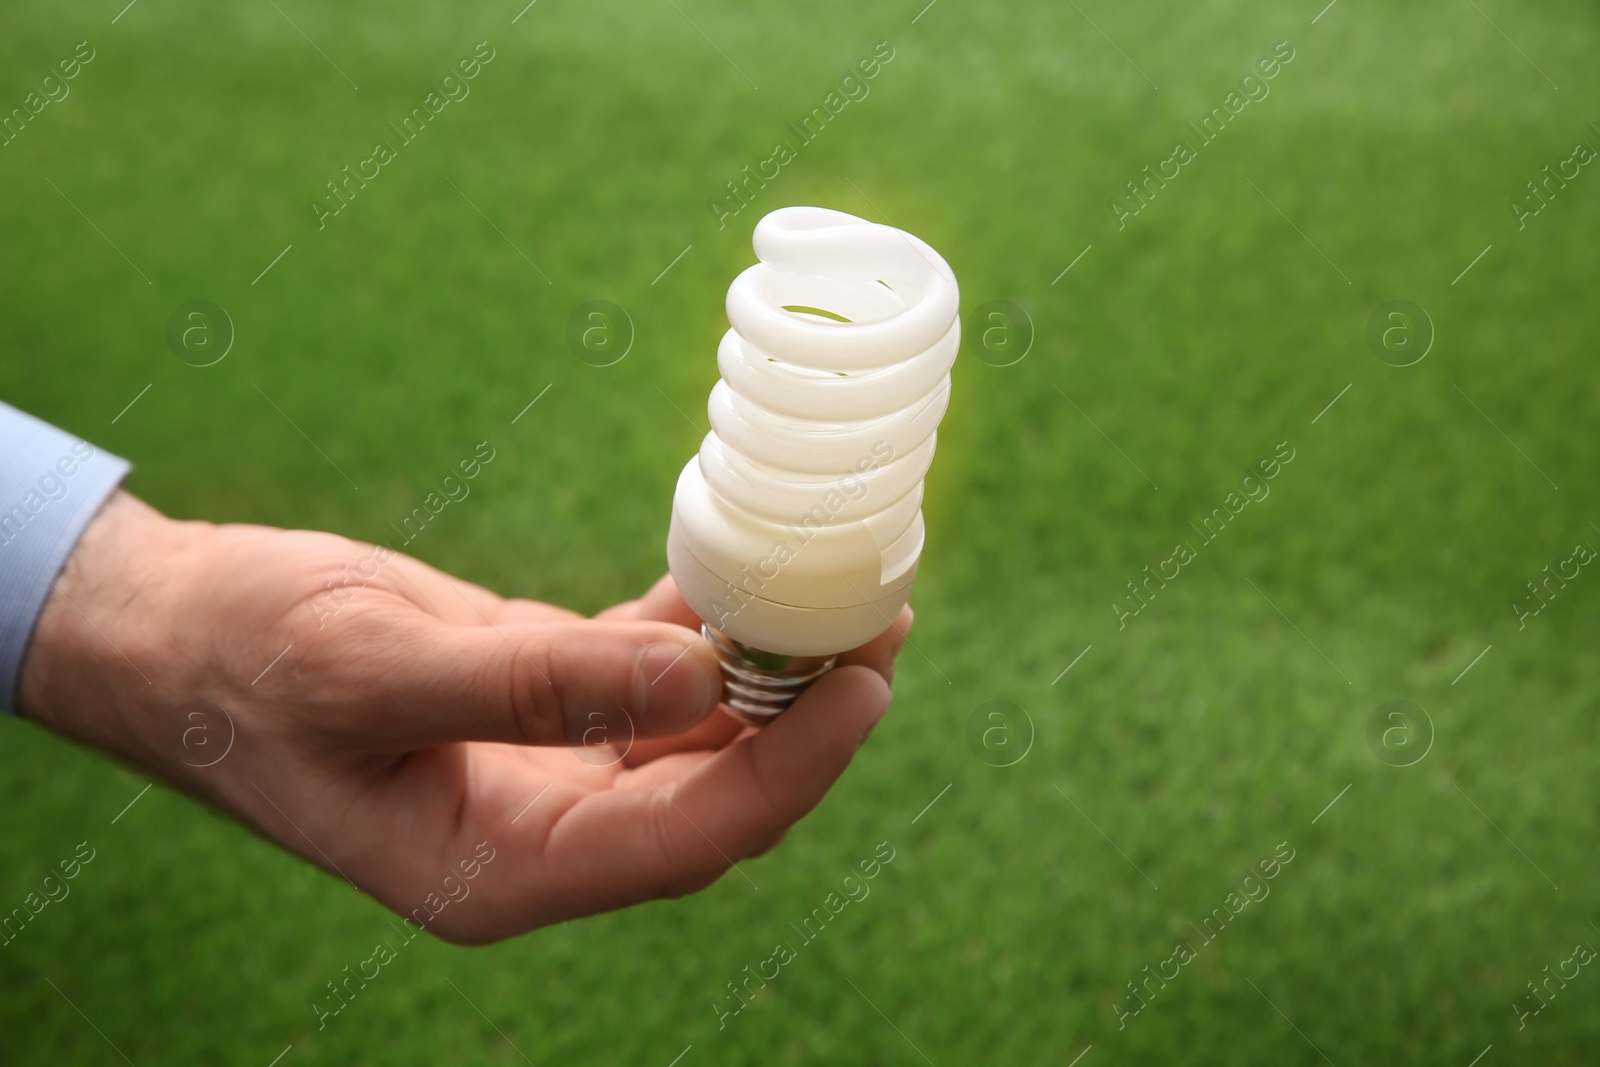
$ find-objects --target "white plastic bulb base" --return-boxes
[666,205,959,724]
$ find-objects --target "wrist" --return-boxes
[16,491,197,754]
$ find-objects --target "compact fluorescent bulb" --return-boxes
[666,206,959,724]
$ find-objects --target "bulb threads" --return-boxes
[702,622,836,727]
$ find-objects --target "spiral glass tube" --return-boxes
[667,206,959,723]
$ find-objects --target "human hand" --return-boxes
[17,491,908,943]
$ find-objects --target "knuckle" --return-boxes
[648,791,725,899]
[405,907,481,946]
[504,636,565,745]
[731,743,790,831]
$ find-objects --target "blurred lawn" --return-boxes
[2,0,1598,1063]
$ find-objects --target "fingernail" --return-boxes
[891,608,914,653]
[635,641,719,720]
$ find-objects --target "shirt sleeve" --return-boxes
[0,401,130,713]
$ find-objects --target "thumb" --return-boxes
[337,615,724,751]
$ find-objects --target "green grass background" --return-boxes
[2,0,1598,1062]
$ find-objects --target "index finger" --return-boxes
[532,664,891,917]
[621,603,913,766]
[595,573,701,628]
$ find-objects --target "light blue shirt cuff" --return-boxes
[0,401,130,713]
